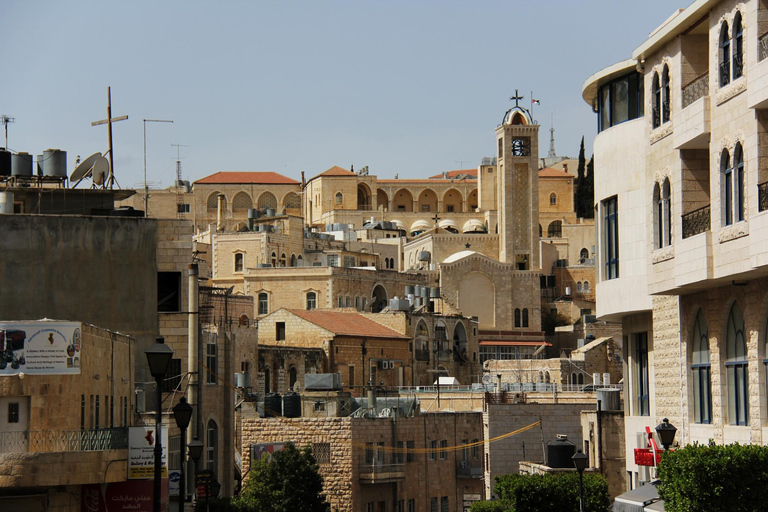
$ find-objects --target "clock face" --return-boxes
[511,137,530,157]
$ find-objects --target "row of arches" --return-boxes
[372,187,478,213]
[206,191,301,212]
[414,320,468,363]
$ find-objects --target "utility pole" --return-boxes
[1,115,15,148]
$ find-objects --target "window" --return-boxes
[733,12,743,79]
[234,253,244,272]
[406,440,416,462]
[271,252,277,267]
[583,281,590,292]
[430,440,437,460]
[662,65,670,124]
[603,197,619,279]
[514,308,521,327]
[652,72,661,129]
[337,295,344,308]
[439,440,447,460]
[691,310,712,424]
[547,220,562,238]
[8,402,19,423]
[577,281,583,293]
[549,193,557,206]
[157,272,182,312]
[720,21,731,87]
[206,334,217,384]
[306,292,317,310]
[721,146,743,226]
[327,254,338,267]
[276,322,286,341]
[471,439,479,459]
[408,499,415,512]
[280,253,286,267]
[735,143,745,223]
[580,248,589,261]
[726,302,749,425]
[522,308,529,328]
[441,497,449,512]
[431,498,438,512]
[343,256,356,268]
[313,442,331,465]
[177,203,190,214]
[95,395,100,429]
[161,358,182,392]
[258,293,268,315]
[447,205,454,212]
[349,365,355,389]
[335,192,343,205]
[81,395,85,430]
[764,317,768,421]
[207,420,218,473]
[635,332,649,416]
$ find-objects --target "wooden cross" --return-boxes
[91,86,128,189]
[510,89,524,107]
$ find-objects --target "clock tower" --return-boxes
[495,91,540,269]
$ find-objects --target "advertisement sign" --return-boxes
[0,321,82,376]
[129,426,168,479]
[250,442,286,463]
[168,470,181,497]
[81,480,166,512]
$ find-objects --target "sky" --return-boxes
[3,0,684,189]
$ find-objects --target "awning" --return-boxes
[479,341,551,346]
[438,219,458,230]
[391,219,406,230]
[612,483,661,512]
[462,219,486,233]
[644,501,665,511]
[410,220,431,232]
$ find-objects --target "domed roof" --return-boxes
[502,106,533,126]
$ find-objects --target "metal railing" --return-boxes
[359,462,406,476]
[733,53,744,79]
[652,106,661,129]
[720,62,731,87]
[456,461,483,478]
[682,73,709,108]
[760,33,768,62]
[394,383,624,394]
[0,428,129,454]
[682,205,710,239]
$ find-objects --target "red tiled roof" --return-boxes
[318,166,356,177]
[429,169,478,179]
[479,340,551,346]
[286,309,409,339]
[377,179,476,184]
[195,171,299,185]
[539,167,572,178]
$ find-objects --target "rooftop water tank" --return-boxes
[0,148,10,176]
[0,191,14,214]
[546,435,576,468]
[11,152,32,176]
[42,149,67,177]
[283,392,301,418]
[597,388,622,411]
[264,393,282,418]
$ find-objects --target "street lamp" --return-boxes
[146,336,174,512]
[172,397,193,512]
[143,118,173,216]
[572,450,588,512]
[655,418,677,451]
[188,437,204,508]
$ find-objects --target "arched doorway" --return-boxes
[370,284,388,313]
[358,184,372,210]
[393,189,413,212]
[289,367,298,391]
[443,189,462,213]
[453,322,468,362]
[418,189,438,212]
[377,190,389,211]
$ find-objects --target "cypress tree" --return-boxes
[584,154,595,218]
[575,137,587,217]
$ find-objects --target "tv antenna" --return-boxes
[1,115,14,148]
[171,144,189,218]
[91,87,128,189]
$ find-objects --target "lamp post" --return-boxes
[143,119,173,216]
[188,437,203,509]
[146,336,174,512]
[655,418,677,451]
[572,450,588,512]
[172,397,193,512]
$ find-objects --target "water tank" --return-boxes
[247,208,260,219]
[418,251,431,262]
[0,148,11,176]
[593,373,602,386]
[11,152,32,176]
[414,285,423,296]
[42,149,67,177]
[430,287,440,298]
[546,435,576,468]
[36,154,43,176]
[265,208,275,217]
[597,388,622,411]
[404,285,415,295]
[283,392,301,418]
[264,393,282,417]
[0,191,14,214]
[235,372,251,388]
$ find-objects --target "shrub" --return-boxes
[657,441,768,512]
[470,501,506,512]
[494,472,610,512]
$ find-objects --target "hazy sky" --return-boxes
[4,0,684,189]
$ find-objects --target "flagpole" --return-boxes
[531,90,535,123]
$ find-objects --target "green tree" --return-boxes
[235,442,329,512]
[574,136,587,217]
[583,155,595,219]
[493,472,610,512]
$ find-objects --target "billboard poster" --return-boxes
[129,426,168,479]
[81,480,166,512]
[0,321,82,376]
[250,442,287,463]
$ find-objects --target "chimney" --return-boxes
[562,163,568,173]
[217,194,226,231]
[301,171,306,188]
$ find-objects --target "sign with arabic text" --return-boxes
[0,321,82,376]
[129,426,168,479]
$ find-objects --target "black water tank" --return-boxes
[0,149,11,176]
[546,435,576,468]
[283,392,301,418]
[264,393,282,417]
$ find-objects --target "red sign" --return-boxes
[81,480,167,512]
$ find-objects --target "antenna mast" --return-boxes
[171,144,189,218]
[548,113,557,159]
[1,115,15,148]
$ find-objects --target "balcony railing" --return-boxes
[682,73,709,108]
[652,106,661,129]
[720,62,731,87]
[682,205,710,239]
[456,461,483,478]
[358,462,406,483]
[759,181,768,212]
[760,33,768,62]
[733,53,744,79]
[0,428,129,454]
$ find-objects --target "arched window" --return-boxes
[726,302,748,425]
[258,293,268,315]
[335,192,343,205]
[735,143,744,223]
[289,367,298,391]
[264,367,271,394]
[522,308,529,328]
[271,252,277,267]
[720,21,731,87]
[232,192,252,212]
[662,65,670,124]
[652,72,661,129]
[538,371,544,383]
[206,420,218,473]
[239,314,249,327]
[280,253,286,267]
[306,292,317,310]
[549,193,557,206]
[337,295,344,308]
[577,281,583,293]
[654,182,663,248]
[722,149,734,226]
[691,309,712,424]
[297,255,303,267]
[571,373,577,386]
[207,192,221,212]
[578,373,584,385]
[234,252,244,272]
[733,11,743,79]
[257,192,277,211]
[514,308,521,328]
[663,178,672,246]
[583,281,590,292]
[547,220,562,238]
[580,248,589,261]
[290,254,296,267]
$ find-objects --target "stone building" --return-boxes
[583,0,768,489]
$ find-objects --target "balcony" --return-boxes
[682,73,709,108]
[682,205,710,239]
[456,460,483,478]
[0,428,129,453]
[674,92,710,150]
[358,462,406,484]
[749,37,768,109]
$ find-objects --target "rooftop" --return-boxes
[195,171,299,185]
[286,309,409,339]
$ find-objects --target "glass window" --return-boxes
[723,149,734,226]
[514,308,521,328]
[735,144,744,222]
[583,282,590,292]
[335,192,343,205]
[306,292,317,310]
[234,253,244,272]
[157,272,182,312]
[612,77,629,125]
[726,302,749,425]
[603,197,619,279]
[691,309,712,424]
[733,12,743,79]
[662,65,671,124]
[663,179,672,246]
[207,420,218,473]
[206,334,217,385]
[549,193,557,206]
[652,72,661,129]
[600,85,610,131]
[720,21,731,87]
[635,332,649,416]
[258,293,268,315]
[522,308,529,328]
[276,322,286,341]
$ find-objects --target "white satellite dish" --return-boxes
[92,156,109,186]
[70,152,101,182]
[481,374,494,385]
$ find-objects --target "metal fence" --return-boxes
[682,73,709,108]
[0,428,129,454]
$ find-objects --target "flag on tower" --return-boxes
[531,98,541,105]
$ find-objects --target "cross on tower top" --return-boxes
[509,89,524,107]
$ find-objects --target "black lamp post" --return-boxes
[572,450,588,512]
[188,437,204,507]
[655,418,677,451]
[146,336,174,512]
[172,397,193,512]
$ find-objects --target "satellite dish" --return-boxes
[481,374,493,385]
[91,156,109,186]
[70,152,101,182]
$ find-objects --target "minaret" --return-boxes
[548,114,557,159]
[495,90,540,269]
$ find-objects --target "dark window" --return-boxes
[306,292,317,310]
[207,420,218,473]
[723,149,734,226]
[691,310,712,424]
[522,308,529,328]
[258,293,268,315]
[177,204,190,214]
[726,302,749,425]
[635,332,649,416]
[276,322,286,341]
[95,395,100,429]
[407,440,416,462]
[441,497,449,512]
[662,65,671,124]
[514,308,521,327]
[313,442,331,465]
[161,358,183,392]
[597,71,643,133]
[440,439,447,460]
[157,272,182,312]
[735,143,745,222]
[720,21,731,87]
[234,253,244,272]
[549,193,556,206]
[8,402,19,423]
[603,197,619,279]
[733,12,743,79]
[547,220,562,238]
[471,439,479,459]
[206,335,217,385]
